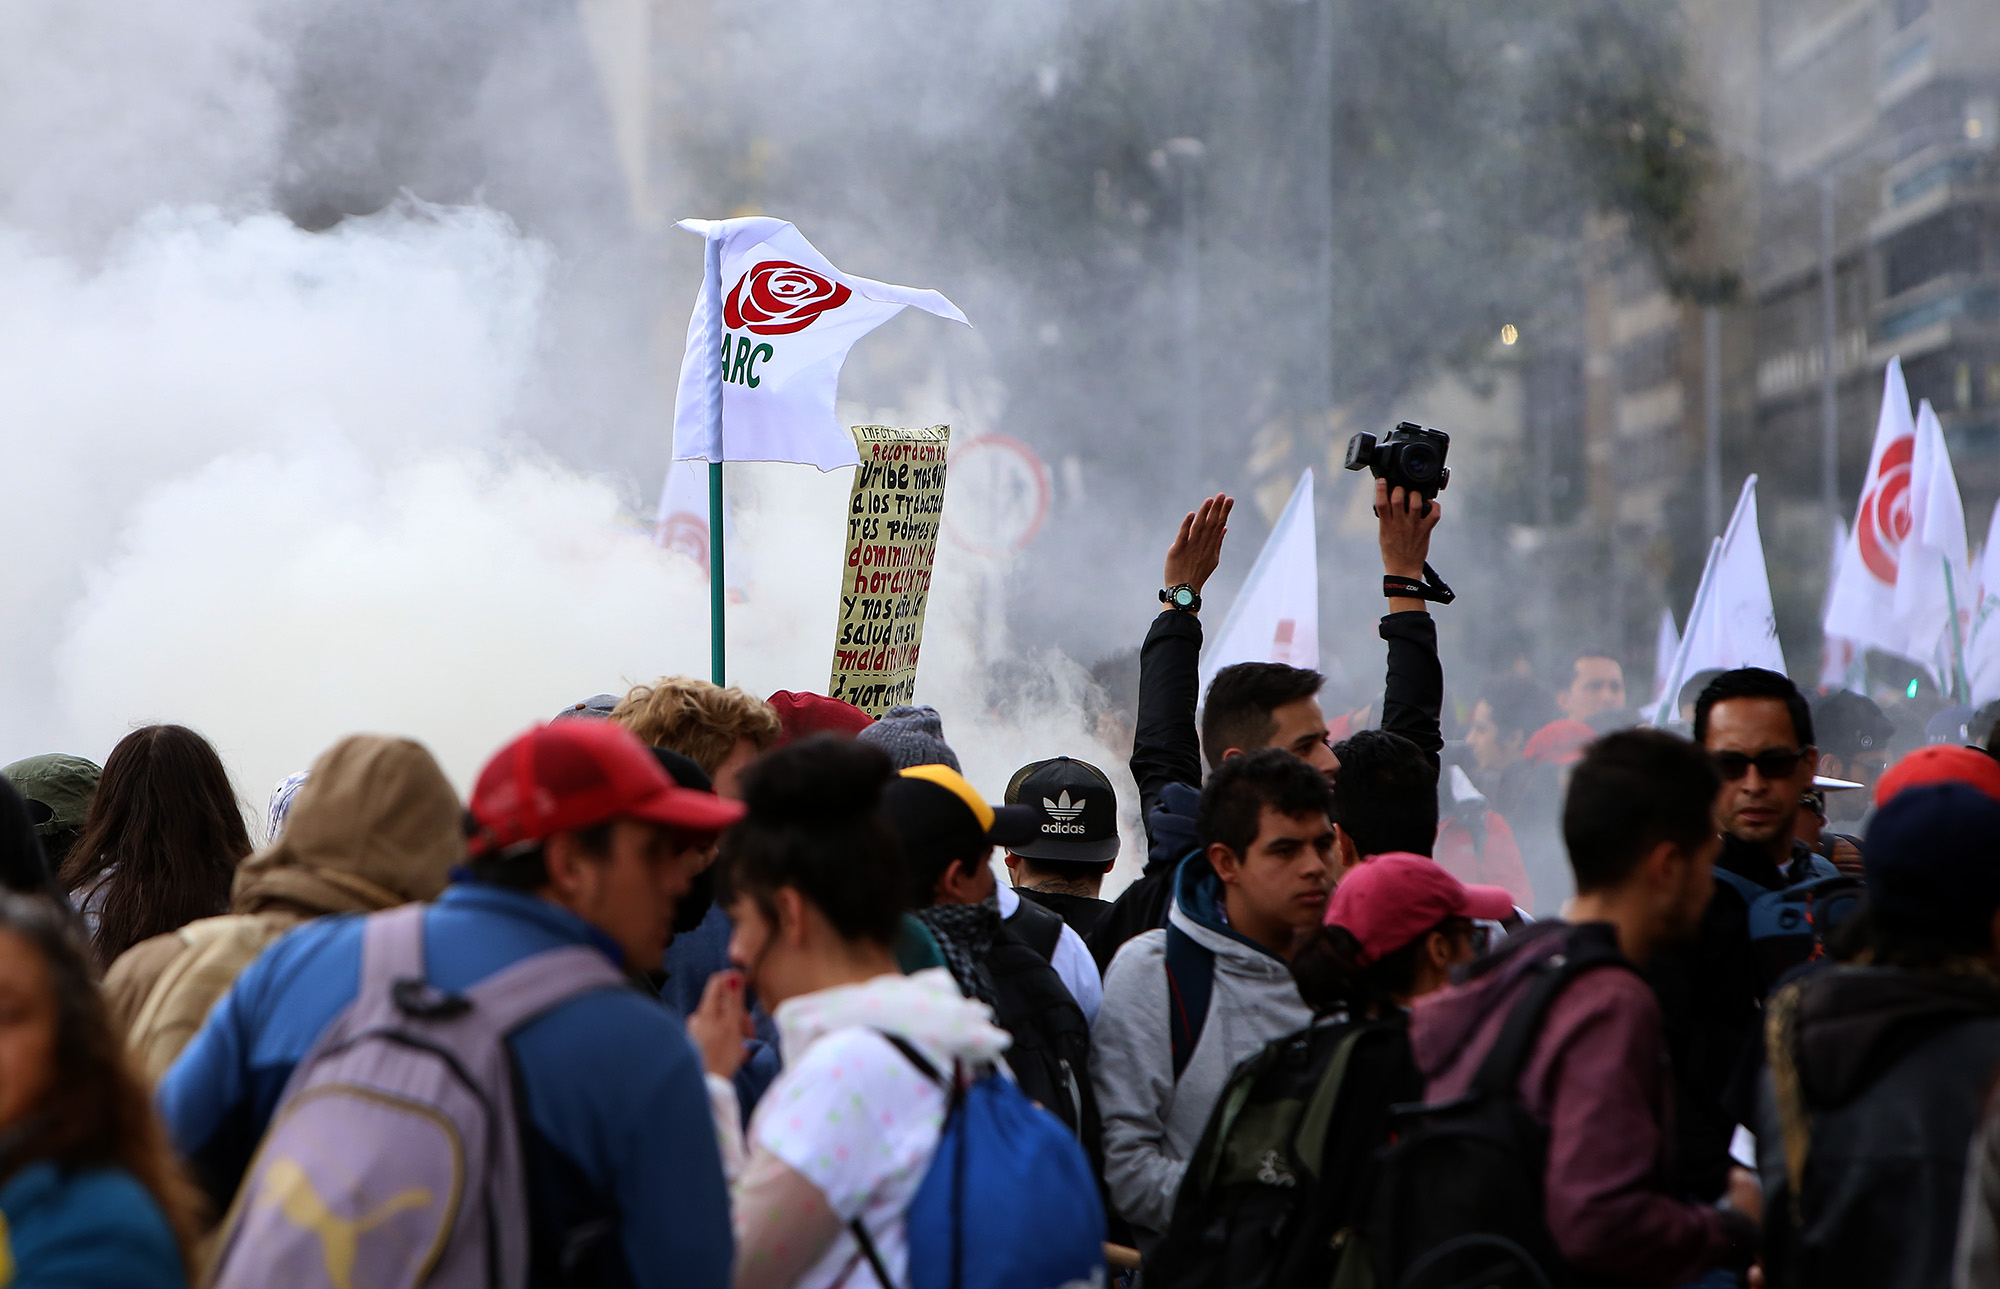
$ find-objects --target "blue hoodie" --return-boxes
[158,880,731,1289]
[0,1162,184,1289]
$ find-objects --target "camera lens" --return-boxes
[1402,445,1439,484]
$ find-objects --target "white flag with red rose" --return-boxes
[1823,356,1917,662]
[1200,468,1318,695]
[1892,398,1972,689]
[671,217,968,472]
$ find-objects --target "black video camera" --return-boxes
[1344,422,1451,505]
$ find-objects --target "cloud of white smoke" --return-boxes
[0,0,1142,894]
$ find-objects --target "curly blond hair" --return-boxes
[611,678,782,775]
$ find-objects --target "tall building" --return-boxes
[1565,0,1999,676]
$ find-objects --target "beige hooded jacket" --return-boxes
[103,734,462,1081]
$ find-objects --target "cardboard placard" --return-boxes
[829,425,949,715]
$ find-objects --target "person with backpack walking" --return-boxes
[102,734,463,1082]
[1147,854,1513,1289]
[687,737,1103,1289]
[1757,783,2000,1288]
[1090,749,1336,1252]
[60,724,253,969]
[0,893,201,1286]
[158,719,743,1288]
[879,763,1099,1141]
[1380,730,1759,1288]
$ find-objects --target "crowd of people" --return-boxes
[3,480,2000,1287]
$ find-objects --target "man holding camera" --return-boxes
[1087,438,1450,971]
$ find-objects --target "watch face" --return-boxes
[1171,587,1196,608]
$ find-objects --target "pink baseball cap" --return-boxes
[1324,853,1516,963]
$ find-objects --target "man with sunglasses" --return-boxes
[1647,667,1832,1220]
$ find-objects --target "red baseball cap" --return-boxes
[1875,744,2000,809]
[466,721,744,858]
[1324,853,1516,964]
[767,690,875,745]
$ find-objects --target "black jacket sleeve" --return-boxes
[1376,610,1443,776]
[1130,610,1204,831]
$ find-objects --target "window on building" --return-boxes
[1882,209,1982,299]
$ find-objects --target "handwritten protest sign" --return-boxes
[829,425,949,715]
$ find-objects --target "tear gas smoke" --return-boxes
[0,0,1140,876]
[0,0,1697,893]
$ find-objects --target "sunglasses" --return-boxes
[1713,748,1804,781]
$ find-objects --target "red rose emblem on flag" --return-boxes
[1857,435,1914,584]
[724,261,852,335]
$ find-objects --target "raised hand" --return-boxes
[1163,493,1234,606]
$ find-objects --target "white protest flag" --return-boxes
[1823,357,1918,660]
[1652,608,1680,703]
[1969,505,2000,704]
[1891,398,1972,690]
[652,460,747,592]
[1201,469,1318,695]
[1649,476,1785,725]
[1818,518,1863,691]
[671,217,968,471]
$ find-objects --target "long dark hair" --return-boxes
[1291,917,1473,1019]
[61,725,250,967]
[0,895,202,1271]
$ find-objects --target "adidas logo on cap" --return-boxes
[1043,791,1085,821]
[1042,790,1090,835]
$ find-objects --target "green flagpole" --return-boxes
[709,461,726,686]
[703,233,726,686]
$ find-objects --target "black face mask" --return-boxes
[673,863,716,937]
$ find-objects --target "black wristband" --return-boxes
[1383,562,1455,606]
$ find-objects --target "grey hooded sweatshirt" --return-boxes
[1089,854,1312,1247]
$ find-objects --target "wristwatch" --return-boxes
[1160,583,1201,613]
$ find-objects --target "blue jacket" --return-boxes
[158,881,732,1289]
[0,1161,184,1288]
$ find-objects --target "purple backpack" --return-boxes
[207,903,625,1289]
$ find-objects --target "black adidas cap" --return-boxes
[1005,757,1120,864]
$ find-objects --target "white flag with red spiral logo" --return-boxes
[671,217,968,471]
[1824,357,1919,667]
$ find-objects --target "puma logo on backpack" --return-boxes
[258,1159,434,1289]
[206,903,625,1289]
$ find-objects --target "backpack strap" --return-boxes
[457,943,627,1038]
[1469,933,1629,1099]
[1710,866,1768,907]
[1007,894,1066,964]
[345,903,432,1028]
[848,1220,897,1289]
[1165,922,1216,1081]
[848,1031,959,1289]
[871,1030,949,1088]
[1293,1025,1373,1181]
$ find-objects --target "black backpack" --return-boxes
[985,922,1099,1150]
[1146,1014,1418,1289]
[1369,929,1632,1289]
